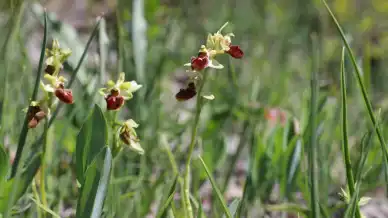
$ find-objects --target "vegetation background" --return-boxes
[1,0,388,217]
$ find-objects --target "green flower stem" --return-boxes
[39,117,50,218]
[110,111,121,158]
[183,72,208,218]
[32,180,43,218]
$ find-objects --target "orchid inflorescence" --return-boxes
[176,22,244,101]
[26,39,73,128]
[99,72,144,154]
[99,72,142,111]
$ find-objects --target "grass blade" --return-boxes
[156,174,179,218]
[0,145,8,182]
[340,47,361,218]
[76,147,112,218]
[322,0,388,195]
[198,157,232,218]
[225,198,240,218]
[308,34,320,218]
[10,9,47,178]
[28,196,60,218]
[132,0,147,83]
[76,104,108,184]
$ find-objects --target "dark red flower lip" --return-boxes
[226,45,244,59]
[190,53,209,71]
[55,88,74,104]
[105,94,125,110]
[175,82,197,101]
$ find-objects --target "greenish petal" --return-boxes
[125,119,139,128]
[122,91,133,100]
[206,33,215,48]
[208,59,224,69]
[129,139,144,155]
[107,80,115,88]
[118,72,126,84]
[119,82,131,90]
[202,94,215,100]
[127,81,142,93]
[99,88,108,96]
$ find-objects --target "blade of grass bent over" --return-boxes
[322,0,388,195]
[340,47,361,218]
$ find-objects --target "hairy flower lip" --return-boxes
[190,55,209,71]
[226,45,244,59]
[105,94,125,110]
[55,88,74,104]
[175,82,197,101]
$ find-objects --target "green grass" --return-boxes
[1,0,388,217]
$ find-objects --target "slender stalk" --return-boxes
[40,117,50,217]
[340,47,361,218]
[183,72,208,218]
[32,180,43,218]
[110,111,120,158]
[309,34,320,218]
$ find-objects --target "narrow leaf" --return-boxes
[226,198,240,218]
[76,147,112,218]
[156,175,179,218]
[0,145,8,182]
[198,157,232,218]
[76,104,108,184]
[322,0,388,190]
[340,47,361,218]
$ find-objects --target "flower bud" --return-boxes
[226,45,244,59]
[27,106,46,128]
[28,118,39,129]
[118,119,144,155]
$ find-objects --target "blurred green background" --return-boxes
[1,0,388,217]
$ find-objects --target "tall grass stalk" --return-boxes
[322,0,388,195]
[183,72,209,218]
[340,47,361,218]
[308,34,320,218]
